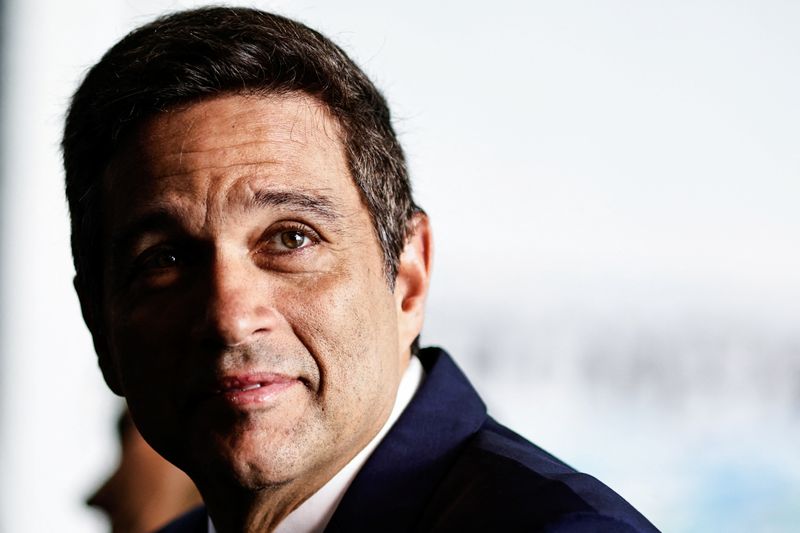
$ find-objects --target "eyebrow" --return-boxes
[109,189,342,257]
[248,189,341,222]
[109,211,184,261]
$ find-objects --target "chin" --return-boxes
[186,426,315,490]
[236,447,305,488]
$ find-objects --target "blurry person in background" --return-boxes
[88,409,202,533]
[63,6,658,532]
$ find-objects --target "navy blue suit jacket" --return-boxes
[159,348,659,532]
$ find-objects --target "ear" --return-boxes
[74,276,124,395]
[394,212,433,357]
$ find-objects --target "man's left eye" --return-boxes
[257,225,320,259]
[279,230,310,250]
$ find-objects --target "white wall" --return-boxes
[1,1,798,531]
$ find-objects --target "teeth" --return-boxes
[238,384,262,392]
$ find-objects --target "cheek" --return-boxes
[110,307,186,381]
[106,306,191,443]
[280,268,394,350]
[276,268,399,403]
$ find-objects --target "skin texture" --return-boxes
[80,93,432,532]
[87,411,202,533]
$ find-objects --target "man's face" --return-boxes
[96,94,411,491]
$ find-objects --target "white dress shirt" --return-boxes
[209,356,425,533]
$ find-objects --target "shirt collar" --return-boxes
[209,355,425,533]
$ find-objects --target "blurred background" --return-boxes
[1,1,798,531]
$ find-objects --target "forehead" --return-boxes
[103,93,353,210]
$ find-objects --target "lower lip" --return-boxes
[219,380,299,407]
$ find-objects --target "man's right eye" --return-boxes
[129,247,184,288]
[140,249,180,270]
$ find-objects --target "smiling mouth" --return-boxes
[211,374,299,407]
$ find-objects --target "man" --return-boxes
[63,7,658,532]
[87,409,203,533]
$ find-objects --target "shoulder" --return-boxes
[419,418,659,532]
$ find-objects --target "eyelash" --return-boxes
[258,223,320,255]
[129,245,184,277]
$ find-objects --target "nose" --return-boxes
[197,253,278,347]
[86,474,115,516]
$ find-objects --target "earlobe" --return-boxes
[394,212,433,353]
[74,276,124,396]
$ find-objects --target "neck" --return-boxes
[206,487,293,533]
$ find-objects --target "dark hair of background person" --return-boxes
[62,7,421,335]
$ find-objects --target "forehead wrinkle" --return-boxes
[166,140,289,157]
[139,160,283,182]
